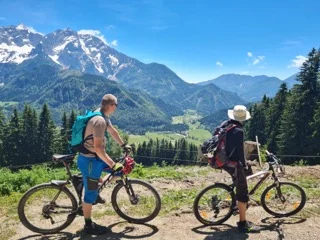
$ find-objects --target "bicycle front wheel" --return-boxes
[111,179,161,223]
[18,183,78,234]
[193,183,236,225]
[261,181,306,217]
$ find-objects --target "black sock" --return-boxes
[238,221,246,226]
[85,218,92,226]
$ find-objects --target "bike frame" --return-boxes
[229,154,283,197]
[56,152,133,206]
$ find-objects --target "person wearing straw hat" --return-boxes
[224,105,261,233]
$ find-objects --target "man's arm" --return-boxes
[94,136,115,167]
[234,129,247,167]
[107,124,125,146]
[92,116,116,167]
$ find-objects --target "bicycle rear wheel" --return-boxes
[18,183,78,234]
[111,179,161,223]
[193,183,236,225]
[261,181,306,217]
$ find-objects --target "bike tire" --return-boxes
[193,183,236,225]
[111,179,161,223]
[261,181,306,217]
[18,183,78,234]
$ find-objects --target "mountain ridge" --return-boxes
[197,73,298,101]
[0,24,245,115]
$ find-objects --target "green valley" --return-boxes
[129,110,212,146]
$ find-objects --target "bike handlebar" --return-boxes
[264,150,285,173]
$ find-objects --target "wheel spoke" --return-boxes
[194,185,234,224]
[20,185,77,233]
[113,180,160,222]
[263,183,305,216]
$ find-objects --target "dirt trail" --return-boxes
[11,208,320,240]
[5,166,320,240]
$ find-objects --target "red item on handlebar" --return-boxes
[123,156,135,175]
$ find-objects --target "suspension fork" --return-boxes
[121,177,138,204]
[272,171,286,202]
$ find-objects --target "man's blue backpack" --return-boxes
[70,111,109,154]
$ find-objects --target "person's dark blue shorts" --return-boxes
[78,154,114,204]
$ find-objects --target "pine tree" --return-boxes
[5,109,23,165]
[37,104,55,163]
[247,103,267,144]
[60,112,69,153]
[30,109,38,163]
[174,138,189,165]
[167,141,175,164]
[22,105,34,164]
[68,110,76,130]
[0,108,6,166]
[310,101,320,164]
[266,83,288,152]
[278,49,320,163]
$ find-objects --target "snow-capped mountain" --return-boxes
[0,24,245,114]
[0,24,43,63]
[0,24,136,80]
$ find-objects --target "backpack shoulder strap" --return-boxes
[224,124,238,158]
[226,124,237,132]
[82,111,103,141]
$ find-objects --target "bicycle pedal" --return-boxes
[232,206,239,216]
[232,210,239,216]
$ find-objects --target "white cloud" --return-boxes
[253,56,265,65]
[288,55,307,68]
[78,29,107,44]
[106,25,115,30]
[247,52,265,65]
[216,61,223,67]
[110,40,118,47]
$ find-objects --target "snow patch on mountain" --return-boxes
[93,52,104,73]
[16,24,43,36]
[49,55,63,66]
[79,38,104,73]
[0,42,33,63]
[109,54,119,66]
[53,36,76,52]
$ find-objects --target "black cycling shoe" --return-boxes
[237,221,262,233]
[93,194,106,205]
[84,222,109,235]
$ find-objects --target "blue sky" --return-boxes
[0,0,319,83]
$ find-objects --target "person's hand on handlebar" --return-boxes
[121,143,132,152]
[112,162,124,172]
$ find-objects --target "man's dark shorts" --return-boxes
[223,163,249,203]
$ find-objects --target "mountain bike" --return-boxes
[193,150,306,225]
[17,150,161,234]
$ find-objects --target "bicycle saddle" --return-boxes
[52,154,76,163]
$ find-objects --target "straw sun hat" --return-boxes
[227,105,251,122]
